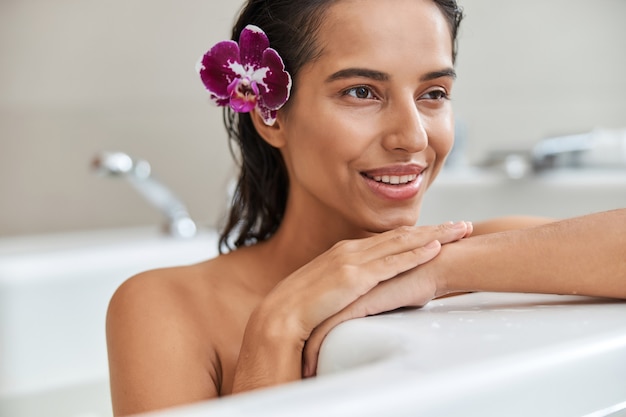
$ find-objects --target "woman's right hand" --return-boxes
[268,221,472,340]
[232,221,472,392]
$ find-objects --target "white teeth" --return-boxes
[371,174,418,185]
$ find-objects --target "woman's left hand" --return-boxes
[301,227,471,378]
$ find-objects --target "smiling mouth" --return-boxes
[365,174,419,185]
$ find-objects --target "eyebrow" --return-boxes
[325,67,457,83]
[326,68,389,82]
[421,68,457,82]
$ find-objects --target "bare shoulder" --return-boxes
[106,255,252,336]
[106,250,265,414]
[106,259,229,415]
[472,215,554,236]
[106,263,216,342]
[107,262,215,322]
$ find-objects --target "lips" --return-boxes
[361,164,426,201]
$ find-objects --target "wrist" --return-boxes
[430,238,471,297]
[233,303,306,393]
[248,298,308,350]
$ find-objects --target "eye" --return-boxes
[420,89,449,101]
[344,86,376,100]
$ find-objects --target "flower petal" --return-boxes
[227,78,259,113]
[256,105,278,126]
[197,40,240,101]
[197,24,292,120]
[258,48,292,110]
[238,25,270,68]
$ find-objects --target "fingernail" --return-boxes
[425,240,440,249]
[451,221,466,230]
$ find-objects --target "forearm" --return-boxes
[472,215,554,236]
[435,209,626,299]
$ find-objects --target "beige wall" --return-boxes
[453,0,626,161]
[1,0,625,237]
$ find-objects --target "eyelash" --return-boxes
[422,89,449,101]
[343,86,377,100]
[341,86,449,101]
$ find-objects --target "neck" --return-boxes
[254,194,373,284]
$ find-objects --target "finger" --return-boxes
[279,224,471,349]
[316,240,441,316]
[453,221,473,239]
[432,221,472,244]
[353,222,470,264]
[308,223,471,324]
[273,238,440,339]
[356,239,441,289]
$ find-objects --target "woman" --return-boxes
[106,0,625,415]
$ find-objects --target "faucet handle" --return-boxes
[532,128,626,170]
[92,151,197,238]
[91,151,152,178]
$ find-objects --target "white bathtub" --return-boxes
[1,167,625,417]
[140,293,626,417]
[0,227,219,417]
[137,168,625,417]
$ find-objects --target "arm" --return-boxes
[106,271,220,416]
[303,209,626,376]
[230,301,305,392]
[231,222,472,392]
[106,222,473,412]
[436,209,626,299]
[472,215,553,236]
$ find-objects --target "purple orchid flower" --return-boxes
[197,25,292,126]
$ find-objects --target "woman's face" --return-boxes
[275,0,455,233]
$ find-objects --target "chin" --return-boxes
[364,214,421,234]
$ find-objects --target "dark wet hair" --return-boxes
[218,0,464,252]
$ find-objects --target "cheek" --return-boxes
[281,103,338,182]
[288,101,370,164]
[428,112,455,159]
[424,112,454,190]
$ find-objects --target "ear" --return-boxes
[249,108,287,149]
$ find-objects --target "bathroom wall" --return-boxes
[453,0,626,161]
[1,0,625,236]
[0,0,244,236]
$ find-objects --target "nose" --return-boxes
[381,97,428,153]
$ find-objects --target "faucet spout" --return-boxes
[92,151,197,238]
[531,128,626,171]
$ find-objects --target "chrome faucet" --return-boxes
[92,151,197,238]
[480,128,626,179]
[532,128,626,171]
